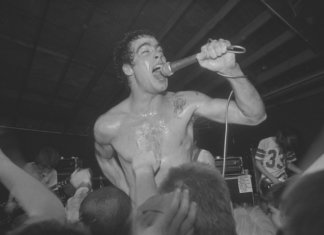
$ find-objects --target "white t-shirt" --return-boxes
[255,137,296,180]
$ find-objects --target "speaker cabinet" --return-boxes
[225,175,254,205]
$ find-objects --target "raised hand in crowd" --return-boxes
[134,188,197,235]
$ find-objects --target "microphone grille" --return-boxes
[160,62,173,77]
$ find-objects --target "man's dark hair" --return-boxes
[113,29,156,85]
[159,162,237,235]
[276,127,298,154]
[79,186,132,235]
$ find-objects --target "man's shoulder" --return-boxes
[167,90,207,104]
[94,101,129,139]
[171,90,203,97]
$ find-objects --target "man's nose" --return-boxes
[154,52,166,63]
[154,52,161,59]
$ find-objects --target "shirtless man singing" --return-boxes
[94,30,266,199]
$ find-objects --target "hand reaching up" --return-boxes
[134,188,197,235]
[132,150,161,174]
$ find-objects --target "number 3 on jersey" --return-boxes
[265,149,284,169]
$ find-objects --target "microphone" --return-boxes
[160,45,246,77]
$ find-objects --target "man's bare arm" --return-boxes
[182,89,265,126]
[132,150,160,208]
[95,142,129,195]
[0,149,65,223]
[94,115,130,194]
[192,39,266,125]
[287,162,302,174]
[224,64,266,125]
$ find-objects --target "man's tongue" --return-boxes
[153,71,165,81]
[152,66,165,79]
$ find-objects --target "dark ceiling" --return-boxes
[0,0,323,144]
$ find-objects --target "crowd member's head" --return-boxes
[159,162,237,235]
[113,30,164,88]
[79,186,132,235]
[280,170,324,235]
[7,219,89,235]
[35,146,60,170]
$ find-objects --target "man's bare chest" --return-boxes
[112,112,188,161]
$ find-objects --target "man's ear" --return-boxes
[122,64,134,76]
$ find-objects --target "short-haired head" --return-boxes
[79,186,132,235]
[113,29,157,86]
[159,162,237,235]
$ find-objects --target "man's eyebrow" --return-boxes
[136,42,151,54]
[136,42,161,54]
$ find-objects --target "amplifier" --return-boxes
[57,157,83,173]
[225,174,254,205]
[215,156,243,175]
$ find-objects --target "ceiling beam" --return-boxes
[203,30,295,93]
[0,33,95,69]
[41,3,96,128]
[0,125,88,137]
[13,0,50,125]
[174,10,273,91]
[231,10,272,44]
[263,69,324,101]
[127,0,150,30]
[158,0,195,42]
[175,0,240,60]
[240,30,294,68]
[204,49,316,95]
[266,86,324,110]
[260,0,323,53]
[63,0,150,133]
[255,49,315,84]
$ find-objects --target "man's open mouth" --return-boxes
[152,64,162,73]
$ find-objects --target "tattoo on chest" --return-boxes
[173,96,186,116]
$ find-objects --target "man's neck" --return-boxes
[128,90,165,116]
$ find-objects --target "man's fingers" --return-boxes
[207,39,228,58]
[136,210,156,228]
[156,189,181,228]
[179,201,197,235]
[169,189,190,234]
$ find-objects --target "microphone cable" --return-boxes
[222,90,234,177]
